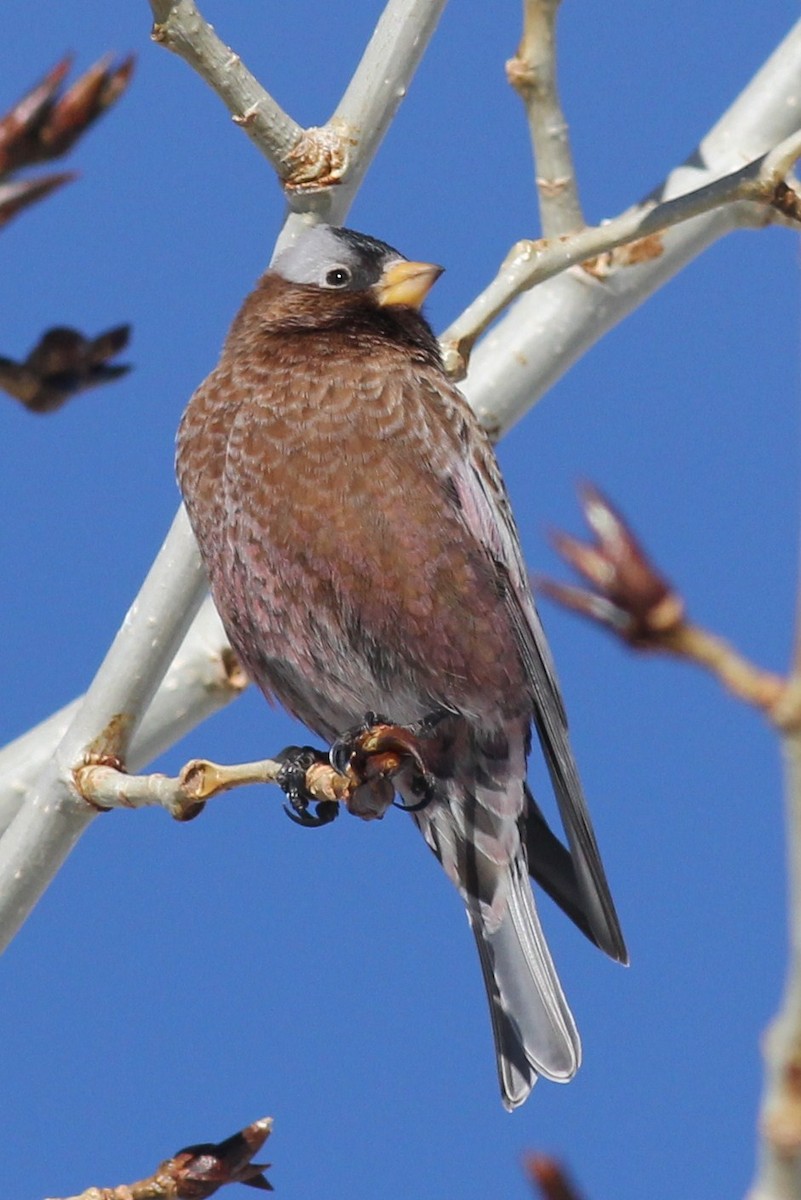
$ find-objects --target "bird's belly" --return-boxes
[211,533,437,741]
[212,416,529,739]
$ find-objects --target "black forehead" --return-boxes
[329,226,405,264]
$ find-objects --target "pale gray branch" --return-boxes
[1,11,800,953]
[148,0,304,179]
[328,0,449,213]
[441,129,801,379]
[0,0,449,949]
[506,0,584,236]
[0,598,244,839]
[749,731,801,1199]
[460,16,801,437]
[0,506,208,953]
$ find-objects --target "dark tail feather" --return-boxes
[524,786,604,951]
[471,853,580,1110]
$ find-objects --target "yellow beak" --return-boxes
[373,259,444,309]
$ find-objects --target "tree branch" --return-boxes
[0,506,208,954]
[506,0,584,236]
[148,0,305,182]
[440,129,801,379]
[749,732,801,1199]
[0,598,246,838]
[148,0,449,207]
[44,1116,273,1200]
[74,718,429,827]
[1,12,801,951]
[459,16,801,436]
[325,0,449,213]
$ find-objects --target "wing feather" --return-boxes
[424,377,627,964]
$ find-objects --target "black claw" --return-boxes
[393,770,436,814]
[275,744,339,829]
[329,736,353,777]
[282,799,339,827]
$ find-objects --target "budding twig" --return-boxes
[440,128,801,378]
[539,483,799,729]
[0,326,131,413]
[45,1116,273,1200]
[525,1154,585,1200]
[0,55,134,176]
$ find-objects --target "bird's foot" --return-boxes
[329,712,391,775]
[331,714,436,819]
[275,745,340,828]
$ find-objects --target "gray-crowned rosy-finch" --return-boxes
[176,223,626,1109]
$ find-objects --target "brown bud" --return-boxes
[525,1154,584,1200]
[168,1118,274,1197]
[0,55,134,176]
[0,325,131,413]
[539,482,684,646]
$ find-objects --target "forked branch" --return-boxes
[441,130,801,378]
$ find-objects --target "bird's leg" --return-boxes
[329,711,392,775]
[275,745,340,828]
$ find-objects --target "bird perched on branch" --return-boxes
[176,223,626,1110]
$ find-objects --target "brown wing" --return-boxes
[418,372,627,965]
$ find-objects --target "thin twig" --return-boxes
[148,0,305,183]
[540,483,800,728]
[74,718,428,823]
[506,0,584,236]
[459,16,801,436]
[45,1116,273,1200]
[441,128,801,378]
[74,755,332,821]
[749,731,801,1200]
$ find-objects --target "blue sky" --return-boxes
[1,2,799,1198]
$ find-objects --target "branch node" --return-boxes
[283,121,351,193]
[771,179,801,223]
[232,102,260,128]
[505,55,537,97]
[220,646,249,692]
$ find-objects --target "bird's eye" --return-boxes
[325,266,352,288]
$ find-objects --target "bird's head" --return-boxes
[271,224,444,314]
